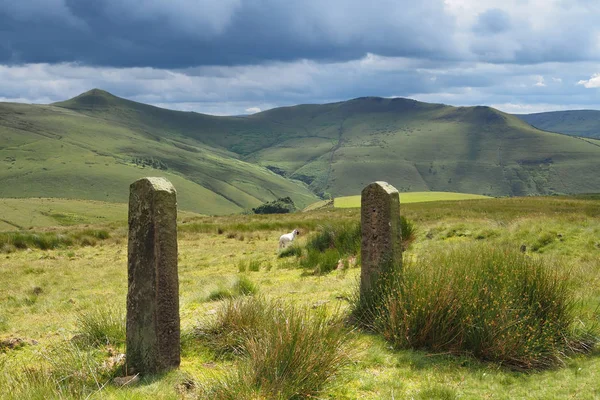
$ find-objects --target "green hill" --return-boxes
[242,98,600,197]
[0,91,317,215]
[516,110,600,139]
[2,90,600,214]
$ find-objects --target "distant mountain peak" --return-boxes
[53,88,130,109]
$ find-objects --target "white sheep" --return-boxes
[279,229,299,250]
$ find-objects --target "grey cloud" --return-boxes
[1,0,456,68]
[2,57,600,116]
[472,9,511,35]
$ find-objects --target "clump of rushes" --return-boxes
[293,217,415,274]
[353,243,596,370]
[206,276,259,302]
[0,340,121,399]
[0,229,111,253]
[198,297,350,399]
[74,305,126,347]
[295,222,361,274]
[277,243,302,258]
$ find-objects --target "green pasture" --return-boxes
[334,191,491,208]
[1,195,600,398]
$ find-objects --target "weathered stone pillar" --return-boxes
[126,177,180,375]
[360,181,402,299]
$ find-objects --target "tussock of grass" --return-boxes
[0,312,8,333]
[292,218,414,274]
[353,243,596,370]
[0,341,121,399]
[198,297,350,399]
[294,222,361,274]
[0,229,111,253]
[74,305,126,347]
[207,276,259,302]
[278,243,302,258]
[233,275,258,296]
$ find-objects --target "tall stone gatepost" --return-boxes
[126,177,180,375]
[360,181,402,299]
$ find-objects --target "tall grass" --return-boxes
[292,222,361,274]
[206,276,259,302]
[74,305,126,347]
[198,297,350,398]
[291,217,414,274]
[352,243,596,370]
[0,229,111,253]
[0,341,120,399]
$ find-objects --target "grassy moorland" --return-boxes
[1,195,600,399]
[334,191,490,208]
[0,198,201,231]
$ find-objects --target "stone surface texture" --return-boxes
[126,177,180,374]
[360,181,402,297]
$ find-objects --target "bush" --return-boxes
[352,243,595,370]
[198,297,350,398]
[74,305,126,347]
[252,197,296,214]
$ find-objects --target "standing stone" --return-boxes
[360,181,402,298]
[127,177,180,375]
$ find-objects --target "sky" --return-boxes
[1,0,599,115]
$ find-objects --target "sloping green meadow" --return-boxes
[0,196,600,399]
[334,191,491,208]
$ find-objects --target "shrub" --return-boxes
[352,243,595,370]
[74,305,126,347]
[252,197,296,214]
[198,297,350,398]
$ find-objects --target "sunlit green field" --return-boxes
[334,191,491,208]
[0,198,201,230]
[1,196,600,399]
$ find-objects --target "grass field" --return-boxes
[334,191,491,208]
[0,198,201,230]
[1,195,600,398]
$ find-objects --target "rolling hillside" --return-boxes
[516,110,600,139]
[0,92,317,215]
[242,98,600,197]
[1,89,600,214]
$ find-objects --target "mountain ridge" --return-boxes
[515,110,600,139]
[1,89,599,214]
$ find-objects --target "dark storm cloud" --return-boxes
[0,0,457,68]
[2,0,600,115]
